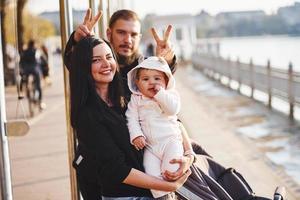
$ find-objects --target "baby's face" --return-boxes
[135,68,167,98]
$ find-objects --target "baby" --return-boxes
[126,56,188,198]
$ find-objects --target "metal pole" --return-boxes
[98,0,108,38]
[89,0,100,37]
[107,0,111,23]
[59,1,79,200]
[0,15,13,200]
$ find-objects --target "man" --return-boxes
[20,40,46,110]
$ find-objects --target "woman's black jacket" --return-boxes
[73,94,152,197]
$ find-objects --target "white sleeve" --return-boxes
[125,95,145,144]
[153,89,180,116]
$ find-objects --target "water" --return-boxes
[216,35,300,120]
[184,66,300,187]
[218,35,300,72]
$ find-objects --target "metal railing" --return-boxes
[191,53,300,119]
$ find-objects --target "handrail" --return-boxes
[192,53,300,119]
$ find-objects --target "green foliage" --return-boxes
[3,6,56,45]
[22,10,56,44]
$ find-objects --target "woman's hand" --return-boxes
[162,155,194,181]
[74,8,102,42]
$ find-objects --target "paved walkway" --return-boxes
[175,65,300,200]
[4,58,300,199]
[6,54,71,200]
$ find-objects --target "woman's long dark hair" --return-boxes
[69,36,124,128]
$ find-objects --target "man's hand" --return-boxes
[162,156,192,181]
[132,136,146,150]
[151,25,175,65]
[74,8,102,42]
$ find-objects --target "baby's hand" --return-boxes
[132,136,146,150]
[154,84,164,93]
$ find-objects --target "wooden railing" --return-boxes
[191,53,300,119]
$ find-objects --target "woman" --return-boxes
[68,36,191,199]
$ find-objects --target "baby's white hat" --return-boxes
[127,56,175,94]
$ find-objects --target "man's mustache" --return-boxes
[119,44,132,49]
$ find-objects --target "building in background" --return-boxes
[278,2,300,26]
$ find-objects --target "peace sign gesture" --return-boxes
[151,25,175,65]
[74,8,102,42]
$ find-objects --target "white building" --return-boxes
[278,2,300,26]
[216,10,265,26]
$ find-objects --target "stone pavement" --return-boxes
[3,58,300,199]
[5,54,71,200]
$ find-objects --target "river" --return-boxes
[218,35,300,72]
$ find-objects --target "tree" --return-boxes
[22,11,56,44]
[0,0,8,72]
[2,0,55,85]
[17,0,27,53]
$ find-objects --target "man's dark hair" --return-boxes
[109,9,140,28]
[69,36,124,128]
[20,40,37,65]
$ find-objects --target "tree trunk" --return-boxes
[17,0,27,53]
[0,0,7,70]
[0,0,10,85]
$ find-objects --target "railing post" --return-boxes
[215,56,220,82]
[237,57,241,93]
[212,55,216,80]
[227,56,231,88]
[209,55,214,78]
[250,58,254,98]
[288,62,294,120]
[267,60,272,108]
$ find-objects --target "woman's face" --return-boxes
[91,43,117,86]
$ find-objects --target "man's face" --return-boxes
[107,19,141,58]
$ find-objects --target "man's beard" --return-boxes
[117,52,140,67]
[109,36,140,67]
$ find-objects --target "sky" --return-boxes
[28,0,297,18]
